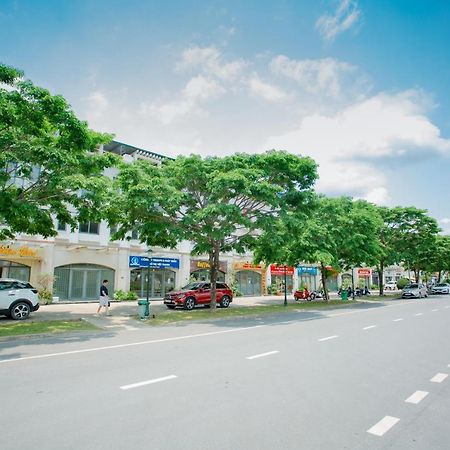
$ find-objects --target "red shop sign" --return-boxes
[270,265,295,276]
[357,268,372,276]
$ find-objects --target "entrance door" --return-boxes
[236,271,261,296]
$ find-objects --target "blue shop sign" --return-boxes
[129,256,180,269]
[297,266,318,276]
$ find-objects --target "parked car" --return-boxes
[163,282,233,310]
[401,283,428,299]
[384,281,398,291]
[0,278,40,320]
[430,283,450,295]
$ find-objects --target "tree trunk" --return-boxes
[414,268,420,283]
[378,261,384,296]
[209,242,220,310]
[438,270,442,283]
[320,262,329,302]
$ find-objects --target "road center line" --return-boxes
[415,313,423,316]
[431,309,439,312]
[120,375,177,390]
[430,373,448,383]
[318,335,339,342]
[246,350,279,360]
[405,390,429,404]
[367,416,400,437]
[0,325,266,364]
[393,318,404,322]
[363,325,376,330]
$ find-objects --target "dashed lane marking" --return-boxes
[393,318,404,322]
[367,416,400,437]
[431,309,439,312]
[318,335,339,342]
[405,390,429,404]
[430,373,448,383]
[120,375,177,390]
[246,351,279,360]
[363,325,376,330]
[415,313,423,316]
[0,325,266,364]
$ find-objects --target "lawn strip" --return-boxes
[145,300,362,325]
[0,319,99,337]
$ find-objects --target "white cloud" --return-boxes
[177,46,247,80]
[83,91,109,120]
[248,74,288,102]
[263,90,450,203]
[270,55,359,98]
[316,0,361,43]
[182,75,226,101]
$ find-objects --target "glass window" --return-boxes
[79,222,99,234]
[57,221,66,231]
[131,229,139,240]
[0,281,14,290]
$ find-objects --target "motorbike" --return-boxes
[294,289,323,301]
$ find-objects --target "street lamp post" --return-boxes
[146,249,152,303]
[284,265,288,306]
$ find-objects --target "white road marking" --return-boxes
[246,350,279,360]
[405,390,429,404]
[0,325,266,364]
[393,318,403,322]
[415,313,423,316]
[445,306,450,309]
[363,325,376,330]
[430,373,448,383]
[120,375,177,390]
[431,309,439,312]
[367,416,400,437]
[318,335,339,342]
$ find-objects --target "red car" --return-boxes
[164,282,233,310]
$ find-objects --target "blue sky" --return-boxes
[1,0,450,229]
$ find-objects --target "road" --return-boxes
[1,296,449,449]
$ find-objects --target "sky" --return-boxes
[1,0,450,230]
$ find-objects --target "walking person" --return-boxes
[97,279,111,316]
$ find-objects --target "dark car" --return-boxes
[163,282,233,310]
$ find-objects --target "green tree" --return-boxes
[110,151,318,308]
[0,64,115,239]
[254,196,382,301]
[376,207,439,293]
[423,234,450,282]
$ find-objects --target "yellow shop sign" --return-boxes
[0,245,39,258]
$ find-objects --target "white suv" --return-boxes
[0,279,40,320]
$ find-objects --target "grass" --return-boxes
[145,299,361,326]
[0,319,99,338]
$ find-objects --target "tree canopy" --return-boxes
[110,151,318,307]
[254,196,383,300]
[0,63,115,240]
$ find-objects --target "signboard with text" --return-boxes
[129,256,180,269]
[297,266,318,276]
[270,265,295,276]
[357,268,372,276]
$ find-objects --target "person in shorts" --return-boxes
[97,280,110,315]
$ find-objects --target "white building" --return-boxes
[2,141,321,300]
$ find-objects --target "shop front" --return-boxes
[297,266,318,291]
[190,259,227,282]
[0,244,41,283]
[357,268,372,288]
[53,264,115,301]
[129,256,179,298]
[233,262,266,296]
[270,265,295,294]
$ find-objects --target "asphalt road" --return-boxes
[1,296,449,450]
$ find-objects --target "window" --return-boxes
[131,229,139,240]
[57,221,66,231]
[0,281,14,291]
[79,222,99,234]
[216,283,227,289]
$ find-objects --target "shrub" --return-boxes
[231,281,243,297]
[38,288,53,305]
[267,283,279,295]
[114,290,138,301]
[396,278,410,289]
